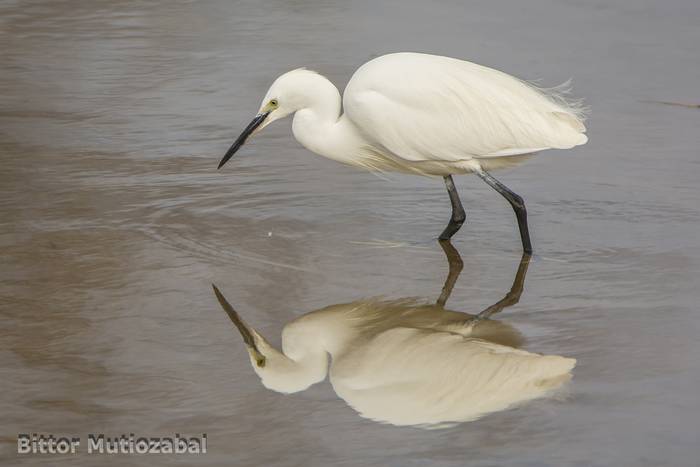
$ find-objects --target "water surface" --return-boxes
[1,0,699,466]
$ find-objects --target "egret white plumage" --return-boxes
[211,249,576,428]
[218,53,588,252]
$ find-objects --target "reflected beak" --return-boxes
[217,111,270,169]
[212,284,266,367]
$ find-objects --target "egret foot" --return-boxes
[438,175,466,240]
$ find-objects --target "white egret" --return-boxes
[218,53,588,253]
[212,245,576,428]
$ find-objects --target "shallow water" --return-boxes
[1,0,699,465]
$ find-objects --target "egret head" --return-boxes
[217,68,332,169]
[211,284,328,394]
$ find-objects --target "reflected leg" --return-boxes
[436,239,464,307]
[438,175,466,240]
[475,169,532,254]
[473,253,531,323]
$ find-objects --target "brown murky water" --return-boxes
[2,0,699,465]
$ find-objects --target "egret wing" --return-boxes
[344,53,587,163]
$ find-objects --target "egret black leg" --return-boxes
[438,175,466,240]
[475,170,533,254]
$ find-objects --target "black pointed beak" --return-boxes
[218,111,270,169]
[211,284,266,367]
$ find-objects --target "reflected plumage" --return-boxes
[212,246,576,428]
[218,53,588,251]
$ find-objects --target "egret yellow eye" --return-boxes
[270,99,278,108]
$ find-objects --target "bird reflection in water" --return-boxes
[212,242,575,429]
